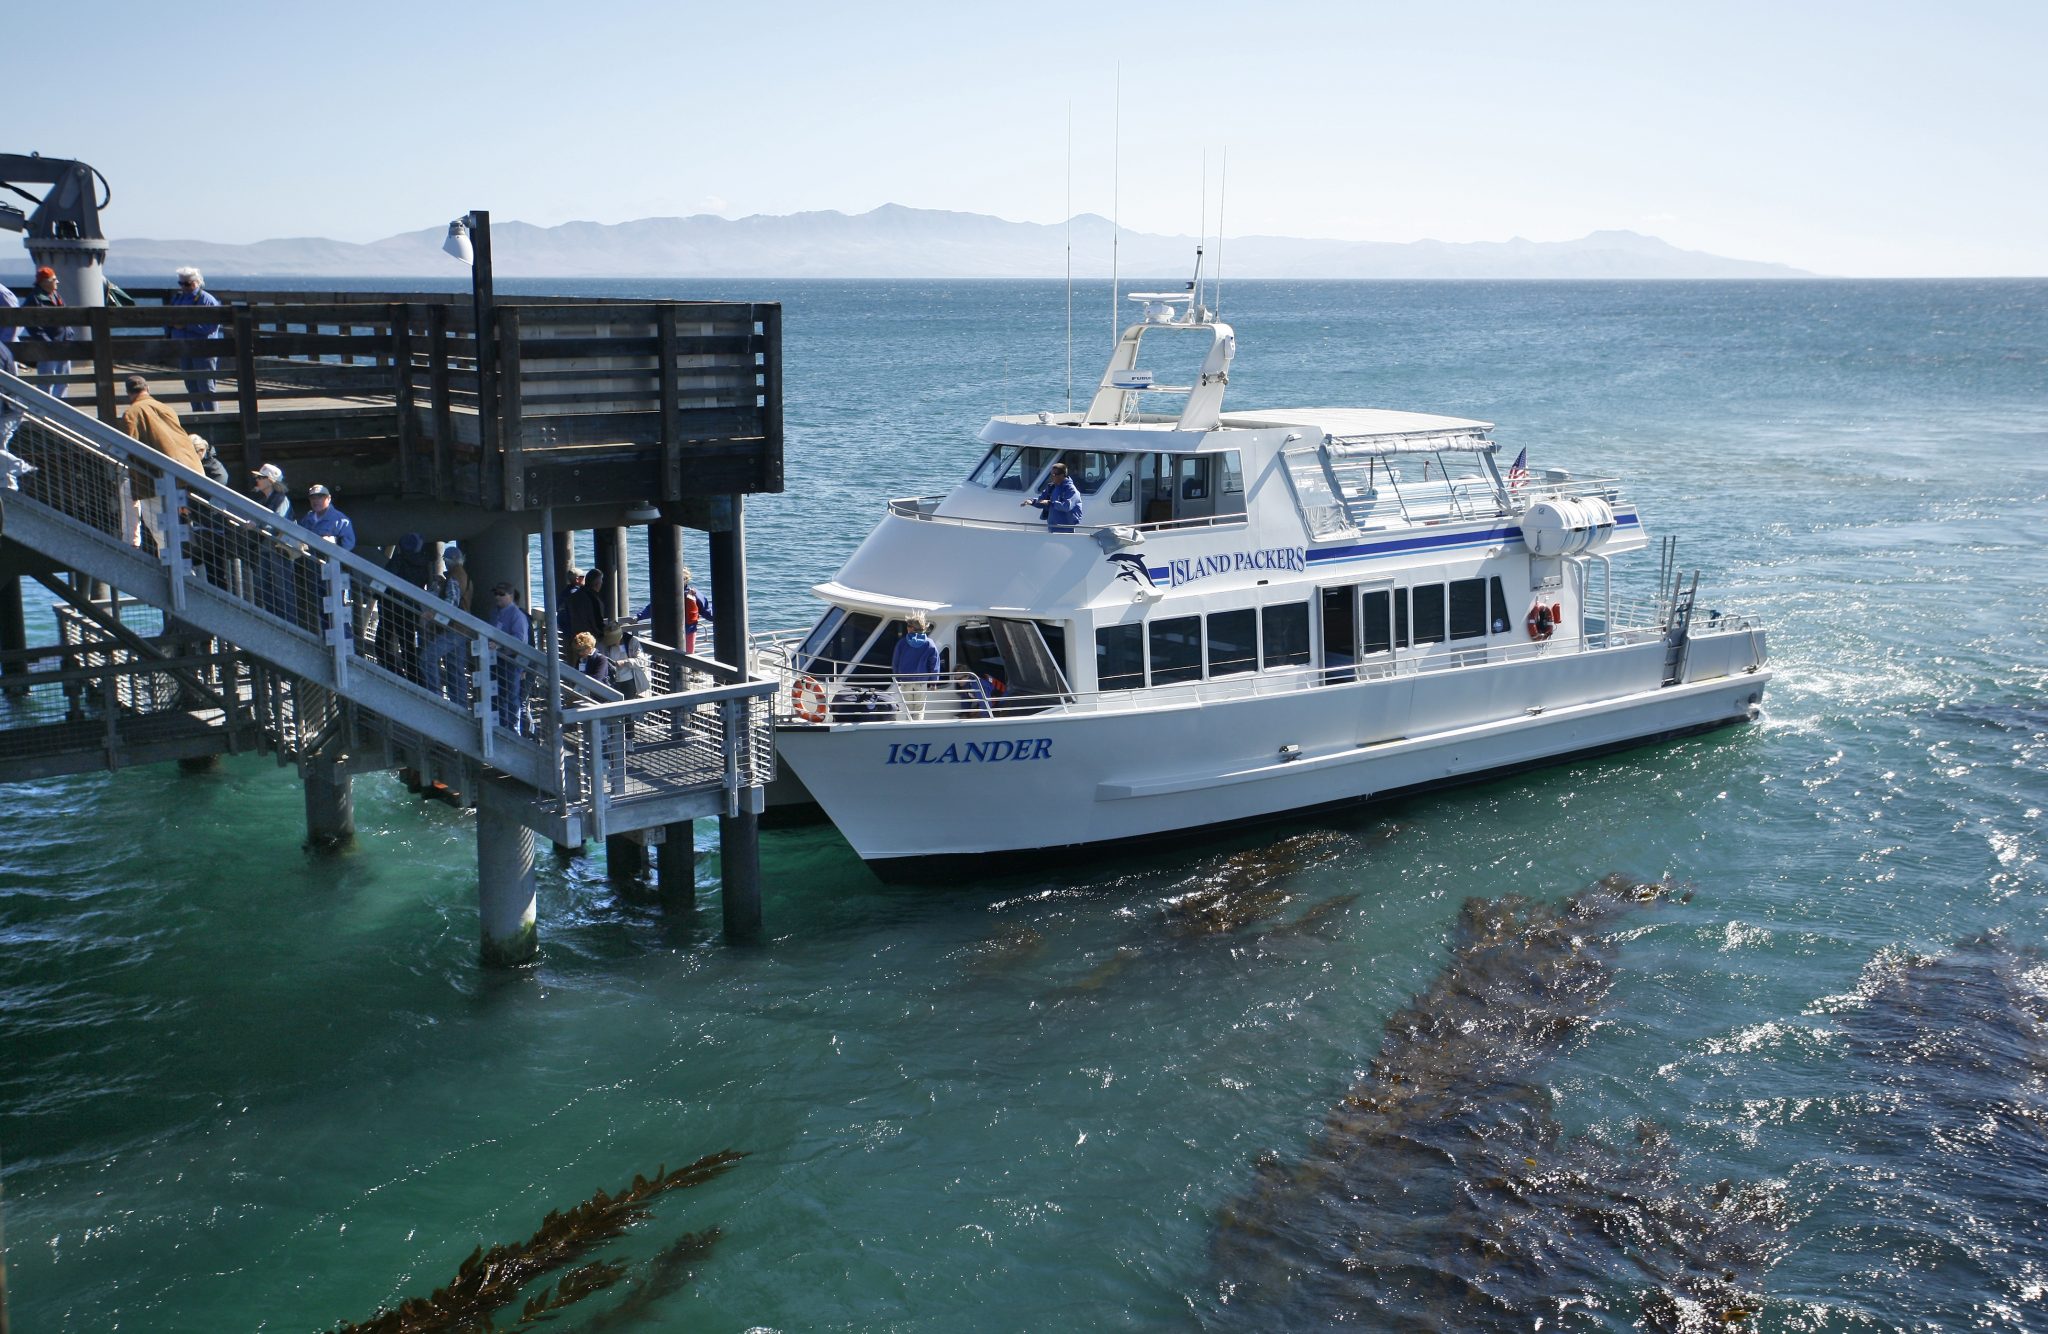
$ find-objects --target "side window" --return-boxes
[1361,589,1393,655]
[1219,450,1244,494]
[1177,455,1209,501]
[1149,616,1204,685]
[970,445,1017,487]
[1489,575,1511,634]
[1038,622,1069,687]
[1449,578,1487,640]
[795,607,847,673]
[990,446,1057,492]
[1111,472,1133,504]
[1059,451,1121,496]
[1095,623,1145,691]
[1207,608,1257,677]
[850,619,905,681]
[1394,589,1411,649]
[809,610,879,675]
[1261,602,1311,669]
[1412,584,1446,645]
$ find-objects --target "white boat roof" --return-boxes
[1217,407,1494,437]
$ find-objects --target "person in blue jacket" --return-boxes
[169,267,224,411]
[487,582,532,731]
[1024,461,1083,532]
[890,612,942,719]
[20,267,74,400]
[299,483,356,550]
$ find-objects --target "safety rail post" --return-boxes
[475,639,496,764]
[88,307,116,426]
[721,696,742,818]
[588,719,609,835]
[321,558,350,691]
[160,486,189,613]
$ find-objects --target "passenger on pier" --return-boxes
[0,336,31,490]
[422,558,472,703]
[571,631,613,686]
[169,267,223,411]
[120,375,204,552]
[378,533,436,681]
[682,566,712,653]
[250,463,290,520]
[561,566,609,660]
[188,433,230,486]
[891,612,942,720]
[488,582,531,731]
[21,267,73,400]
[1024,461,1083,532]
[300,484,356,550]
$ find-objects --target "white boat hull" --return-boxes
[775,633,1769,867]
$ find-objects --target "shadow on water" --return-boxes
[328,1150,743,1333]
[1206,875,1788,1331]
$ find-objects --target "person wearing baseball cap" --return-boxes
[299,483,356,550]
[251,462,290,520]
[20,266,74,400]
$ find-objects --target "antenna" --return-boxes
[1216,148,1227,319]
[1110,63,1121,349]
[1065,101,1073,414]
[1198,150,1208,318]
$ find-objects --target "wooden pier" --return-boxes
[0,250,786,954]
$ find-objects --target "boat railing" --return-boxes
[749,605,1763,727]
[884,495,1246,536]
[1511,475,1625,510]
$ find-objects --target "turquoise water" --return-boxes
[3,279,2046,1329]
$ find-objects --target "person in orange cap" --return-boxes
[20,266,75,400]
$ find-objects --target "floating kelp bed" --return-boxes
[1209,876,1787,1329]
[331,1150,744,1333]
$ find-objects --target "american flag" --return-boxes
[1507,447,1529,493]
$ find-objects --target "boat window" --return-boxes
[1489,576,1511,634]
[988,446,1059,492]
[1394,589,1411,649]
[1111,472,1133,504]
[849,618,905,682]
[1096,622,1145,691]
[1219,450,1244,495]
[969,445,1018,487]
[1038,622,1069,685]
[1207,608,1257,677]
[1261,602,1311,669]
[1178,455,1209,501]
[805,609,878,676]
[794,607,848,673]
[1056,450,1122,496]
[1361,589,1393,656]
[1412,584,1446,645]
[1149,616,1203,685]
[1449,579,1487,641]
[1319,586,1357,683]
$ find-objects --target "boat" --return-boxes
[751,284,1770,869]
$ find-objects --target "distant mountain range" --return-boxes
[108,205,1809,280]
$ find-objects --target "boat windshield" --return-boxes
[796,608,879,676]
[1053,450,1122,495]
[970,445,1059,491]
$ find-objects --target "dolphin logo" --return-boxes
[1106,552,1155,588]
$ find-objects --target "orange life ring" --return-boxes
[1526,601,1556,641]
[791,674,828,723]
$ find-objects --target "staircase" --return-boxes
[0,370,775,846]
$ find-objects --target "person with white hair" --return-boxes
[169,265,223,411]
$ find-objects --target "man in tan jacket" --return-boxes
[121,375,203,551]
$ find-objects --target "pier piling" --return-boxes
[657,820,695,910]
[605,832,647,884]
[0,575,26,698]
[476,804,538,966]
[718,808,763,942]
[303,762,355,849]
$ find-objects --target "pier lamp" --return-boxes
[442,210,499,494]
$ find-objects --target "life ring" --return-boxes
[791,674,828,723]
[1526,601,1557,641]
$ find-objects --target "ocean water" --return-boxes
[2,278,2045,1330]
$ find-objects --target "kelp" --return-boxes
[1163,830,1356,937]
[1209,875,1785,1329]
[573,1229,722,1332]
[332,1150,744,1333]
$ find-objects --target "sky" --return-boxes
[10,0,2046,276]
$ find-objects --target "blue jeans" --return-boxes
[424,633,470,703]
[180,355,218,412]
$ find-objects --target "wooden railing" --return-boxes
[0,290,782,510]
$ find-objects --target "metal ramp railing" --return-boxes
[0,370,776,837]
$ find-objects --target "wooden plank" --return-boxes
[659,305,681,500]
[89,307,118,425]
[234,304,262,472]
[500,306,525,510]
[429,304,453,501]
[520,446,770,506]
[393,303,416,495]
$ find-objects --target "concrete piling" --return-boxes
[0,575,26,698]
[657,819,695,911]
[476,804,538,966]
[718,809,763,943]
[303,762,355,849]
[605,832,647,884]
